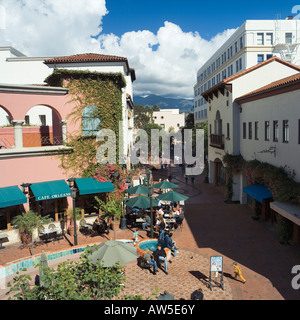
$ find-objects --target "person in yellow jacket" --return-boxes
[233,262,246,283]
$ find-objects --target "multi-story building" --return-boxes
[0,47,136,238]
[203,57,300,244]
[194,19,300,124]
[152,109,185,132]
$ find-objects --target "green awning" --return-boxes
[75,178,114,195]
[0,186,27,208]
[30,180,71,201]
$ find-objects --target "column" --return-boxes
[12,120,24,149]
[60,120,68,145]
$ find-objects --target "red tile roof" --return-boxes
[44,53,128,64]
[44,53,136,82]
[235,72,300,102]
[201,57,300,100]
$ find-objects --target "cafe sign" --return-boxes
[36,192,71,201]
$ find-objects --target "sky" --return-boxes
[0,0,298,99]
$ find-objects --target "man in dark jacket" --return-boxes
[154,244,168,275]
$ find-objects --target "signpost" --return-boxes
[209,256,224,290]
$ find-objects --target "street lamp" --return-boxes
[71,187,78,246]
[144,170,154,238]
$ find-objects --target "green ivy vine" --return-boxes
[222,153,300,205]
[45,69,126,177]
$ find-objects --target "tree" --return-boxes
[6,246,126,300]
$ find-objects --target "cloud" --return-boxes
[97,22,236,98]
[0,0,108,56]
[0,1,236,99]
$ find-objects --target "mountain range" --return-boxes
[133,94,194,114]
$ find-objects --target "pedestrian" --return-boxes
[191,176,195,184]
[154,243,168,275]
[144,248,158,275]
[133,229,139,244]
[233,262,246,283]
[185,174,188,184]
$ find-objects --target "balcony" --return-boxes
[210,134,224,149]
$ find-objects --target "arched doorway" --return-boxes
[213,158,226,186]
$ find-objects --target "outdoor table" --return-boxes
[0,234,9,248]
[165,218,176,230]
[135,218,146,229]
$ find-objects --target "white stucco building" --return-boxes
[153,109,185,132]
[203,57,300,243]
[194,19,300,124]
[0,47,136,166]
[203,57,300,193]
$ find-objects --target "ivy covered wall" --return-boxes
[223,153,300,205]
[45,69,126,177]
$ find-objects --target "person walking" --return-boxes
[184,174,188,185]
[233,262,246,283]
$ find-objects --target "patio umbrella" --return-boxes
[157,291,175,300]
[125,184,149,195]
[157,190,189,202]
[88,240,139,267]
[126,195,159,209]
[152,180,178,190]
[39,251,48,287]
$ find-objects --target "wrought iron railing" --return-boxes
[210,134,224,149]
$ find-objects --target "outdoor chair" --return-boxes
[79,219,91,236]
[38,226,48,243]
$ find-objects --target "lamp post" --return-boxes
[144,170,154,238]
[71,187,78,246]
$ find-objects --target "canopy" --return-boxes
[157,190,189,202]
[125,184,149,195]
[0,185,27,208]
[30,180,71,201]
[126,195,159,209]
[152,180,178,189]
[243,184,272,203]
[88,240,139,267]
[75,177,114,195]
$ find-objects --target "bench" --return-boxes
[0,234,9,248]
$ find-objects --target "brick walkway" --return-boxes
[1,165,300,300]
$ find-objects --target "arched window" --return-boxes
[82,105,101,136]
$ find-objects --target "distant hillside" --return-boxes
[134,94,193,114]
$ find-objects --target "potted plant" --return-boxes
[12,210,50,244]
[95,193,123,240]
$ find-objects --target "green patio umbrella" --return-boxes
[152,180,178,190]
[157,190,189,202]
[88,240,139,267]
[39,251,48,287]
[125,184,149,195]
[157,291,175,300]
[126,195,159,209]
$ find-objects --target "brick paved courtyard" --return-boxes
[1,165,300,300]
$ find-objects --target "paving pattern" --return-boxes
[1,165,300,300]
